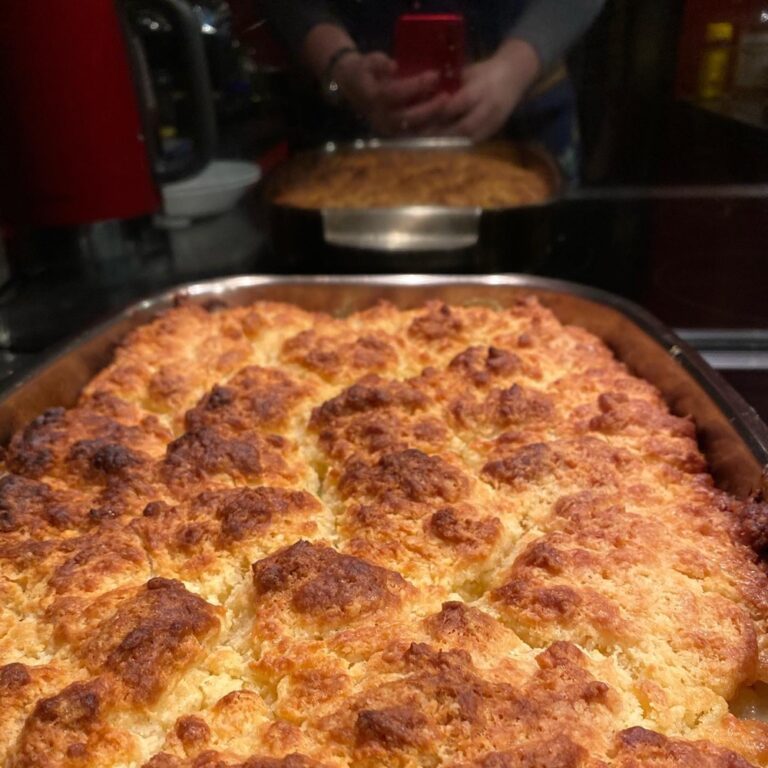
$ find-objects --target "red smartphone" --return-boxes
[394,13,466,94]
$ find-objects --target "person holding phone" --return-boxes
[262,0,605,178]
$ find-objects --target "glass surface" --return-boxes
[0,0,766,339]
[230,0,768,186]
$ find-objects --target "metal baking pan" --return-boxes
[264,138,562,255]
[0,275,765,500]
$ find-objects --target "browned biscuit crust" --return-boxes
[0,298,767,767]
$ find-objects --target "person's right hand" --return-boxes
[333,52,449,136]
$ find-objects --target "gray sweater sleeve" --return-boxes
[261,0,341,55]
[507,0,606,71]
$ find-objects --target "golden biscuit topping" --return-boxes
[1,298,767,767]
[185,367,313,433]
[338,449,469,504]
[76,578,220,703]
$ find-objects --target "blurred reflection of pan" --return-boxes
[263,138,563,271]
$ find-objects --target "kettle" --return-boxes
[0,0,217,228]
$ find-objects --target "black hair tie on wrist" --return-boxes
[322,46,360,105]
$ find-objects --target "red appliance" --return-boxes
[0,0,216,229]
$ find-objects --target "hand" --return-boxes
[438,38,541,141]
[334,51,450,136]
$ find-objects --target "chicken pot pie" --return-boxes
[1,297,768,768]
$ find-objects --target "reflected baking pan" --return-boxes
[262,139,562,270]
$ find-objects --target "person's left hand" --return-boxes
[436,38,541,141]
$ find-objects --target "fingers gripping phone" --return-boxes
[394,13,466,93]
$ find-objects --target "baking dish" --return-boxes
[264,138,562,255]
[0,274,765,499]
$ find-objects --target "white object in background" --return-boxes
[157,160,261,227]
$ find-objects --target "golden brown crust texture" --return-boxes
[1,298,767,768]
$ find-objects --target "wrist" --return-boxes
[322,47,361,105]
[331,50,363,94]
[494,37,541,88]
